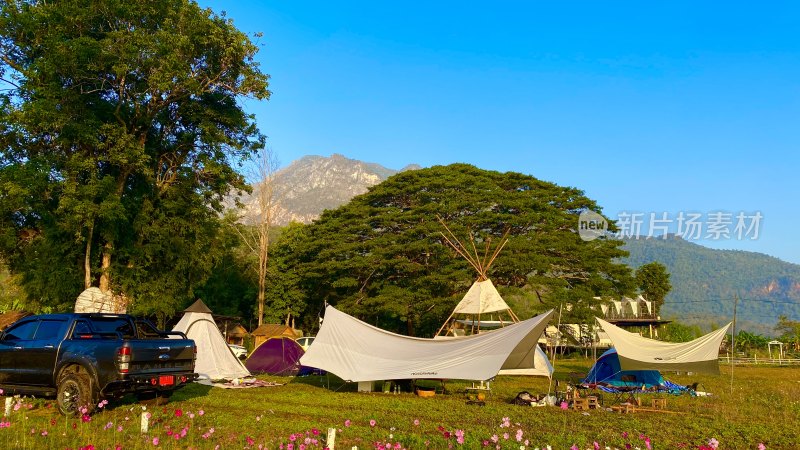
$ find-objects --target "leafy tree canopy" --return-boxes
[635,261,671,313]
[0,0,269,317]
[276,164,635,336]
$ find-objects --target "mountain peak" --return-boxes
[234,154,420,225]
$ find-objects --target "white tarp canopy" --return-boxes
[172,300,251,381]
[453,279,511,314]
[300,306,553,382]
[597,318,731,374]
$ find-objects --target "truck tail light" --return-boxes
[117,346,131,373]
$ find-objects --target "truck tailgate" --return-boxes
[126,339,195,374]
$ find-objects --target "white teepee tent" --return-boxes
[172,300,251,380]
[434,219,552,377]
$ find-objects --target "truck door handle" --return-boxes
[13,346,22,350]
[44,345,55,349]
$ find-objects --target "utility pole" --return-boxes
[730,294,739,394]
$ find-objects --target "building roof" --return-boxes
[251,323,300,337]
[0,311,32,331]
[222,322,249,337]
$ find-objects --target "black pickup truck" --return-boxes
[0,313,198,415]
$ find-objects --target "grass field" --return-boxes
[1,360,798,449]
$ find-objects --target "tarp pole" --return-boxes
[730,294,738,394]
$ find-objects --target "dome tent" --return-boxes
[245,336,305,376]
[583,348,664,387]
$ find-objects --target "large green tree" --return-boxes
[275,164,635,336]
[635,261,672,314]
[0,0,269,316]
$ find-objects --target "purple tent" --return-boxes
[245,337,305,376]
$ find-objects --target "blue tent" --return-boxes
[583,349,664,388]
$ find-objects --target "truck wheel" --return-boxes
[57,372,97,416]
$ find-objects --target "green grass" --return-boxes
[1,360,798,449]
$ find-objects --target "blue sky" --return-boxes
[203,1,799,264]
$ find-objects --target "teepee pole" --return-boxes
[468,233,485,279]
[435,311,456,337]
[440,232,483,275]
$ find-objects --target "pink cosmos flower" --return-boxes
[708,438,719,449]
[152,437,159,445]
[560,401,568,410]
[370,419,377,427]
[41,430,48,436]
[174,409,183,417]
[198,409,205,416]
[515,429,523,442]
[344,419,351,427]
[413,419,420,426]
[758,444,766,450]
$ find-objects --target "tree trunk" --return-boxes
[84,221,94,289]
[99,241,112,293]
[257,274,265,326]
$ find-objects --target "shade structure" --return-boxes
[300,306,553,382]
[583,348,664,387]
[171,300,251,380]
[245,337,305,376]
[597,318,731,374]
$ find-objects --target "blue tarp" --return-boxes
[583,348,665,387]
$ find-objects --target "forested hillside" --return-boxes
[624,236,800,335]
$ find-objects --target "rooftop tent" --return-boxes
[245,337,305,376]
[583,348,664,387]
[597,318,731,374]
[300,306,553,382]
[171,299,251,380]
[75,287,127,313]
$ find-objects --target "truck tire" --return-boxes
[56,372,97,416]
